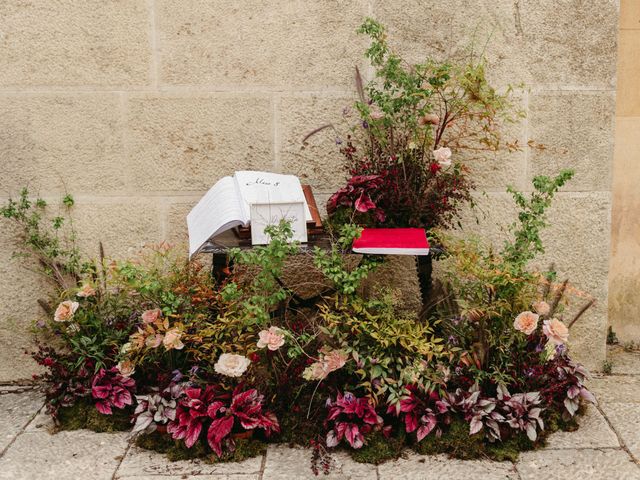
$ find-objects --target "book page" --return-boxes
[187,176,246,258]
[233,171,312,222]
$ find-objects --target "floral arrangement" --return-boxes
[317,19,521,231]
[1,18,597,473]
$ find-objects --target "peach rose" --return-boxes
[214,353,251,378]
[513,311,539,335]
[54,301,79,322]
[324,350,348,372]
[145,333,164,349]
[433,147,452,167]
[303,361,330,381]
[117,360,136,377]
[163,328,184,351]
[141,309,162,324]
[76,284,96,298]
[543,318,569,345]
[532,301,551,316]
[257,326,285,351]
[419,113,440,125]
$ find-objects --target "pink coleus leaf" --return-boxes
[95,400,112,415]
[207,415,234,457]
[354,193,376,213]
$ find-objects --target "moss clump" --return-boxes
[86,406,131,432]
[485,433,536,462]
[276,411,323,446]
[57,401,91,431]
[135,432,266,464]
[350,431,406,464]
[413,418,484,459]
[57,400,132,433]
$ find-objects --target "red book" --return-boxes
[352,228,430,256]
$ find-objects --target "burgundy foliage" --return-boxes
[325,392,383,449]
[91,367,136,415]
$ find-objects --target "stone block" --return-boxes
[373,0,618,87]
[278,95,353,193]
[600,402,640,460]
[262,445,375,480]
[117,444,262,477]
[166,200,200,248]
[125,94,273,191]
[0,223,49,382]
[515,448,639,480]
[156,0,368,88]
[377,452,518,479]
[528,91,615,191]
[0,430,129,480]
[535,193,611,369]
[0,94,127,195]
[71,200,164,260]
[0,1,151,86]
[0,391,43,453]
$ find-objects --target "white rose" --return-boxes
[433,147,452,167]
[214,353,251,378]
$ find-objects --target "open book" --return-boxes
[187,171,312,257]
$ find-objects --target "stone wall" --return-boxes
[0,0,619,381]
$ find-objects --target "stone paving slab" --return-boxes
[262,445,375,480]
[0,429,129,480]
[600,402,640,460]
[545,404,619,449]
[608,346,640,375]
[0,390,43,453]
[516,448,640,479]
[377,453,518,479]
[589,375,640,404]
[117,476,259,480]
[116,444,262,477]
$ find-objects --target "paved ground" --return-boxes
[0,348,638,479]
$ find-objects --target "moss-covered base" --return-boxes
[350,430,406,464]
[57,402,584,466]
[57,401,131,433]
[135,431,266,464]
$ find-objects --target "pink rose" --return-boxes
[257,326,285,351]
[513,311,539,335]
[370,107,384,120]
[532,301,551,316]
[543,318,569,345]
[76,284,96,298]
[163,328,184,351]
[141,309,162,324]
[433,147,452,167]
[54,301,79,322]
